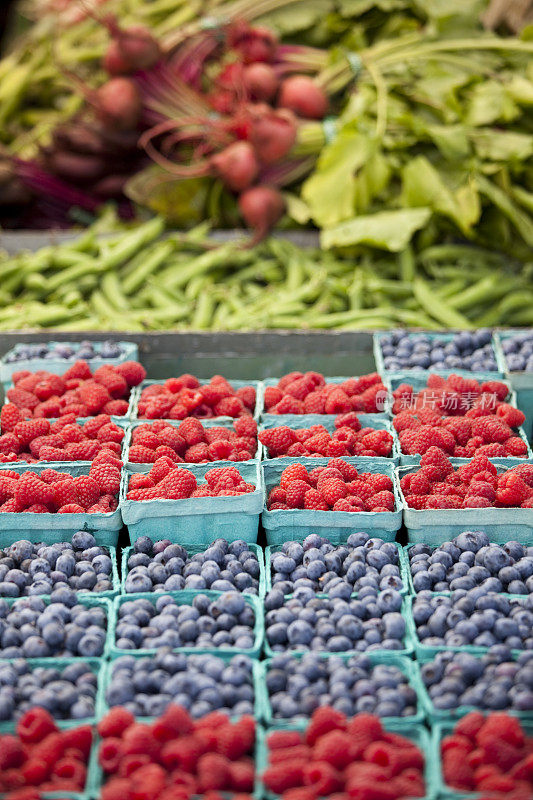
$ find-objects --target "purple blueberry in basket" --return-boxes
[421,647,533,713]
[5,340,123,363]
[0,533,113,598]
[379,330,497,372]
[124,537,260,594]
[0,592,107,658]
[270,533,403,597]
[0,658,97,721]
[412,590,533,650]
[264,588,405,654]
[266,652,417,720]
[115,592,256,651]
[502,331,533,372]
[105,648,254,718]
[409,534,533,595]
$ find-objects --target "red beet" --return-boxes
[103,21,161,75]
[228,22,277,64]
[94,78,142,131]
[210,141,259,193]
[243,63,278,101]
[278,75,329,120]
[238,185,285,240]
[249,109,296,164]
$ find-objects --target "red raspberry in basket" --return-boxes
[178,417,205,446]
[157,468,197,499]
[496,472,531,506]
[16,708,57,744]
[318,477,347,505]
[279,463,310,487]
[335,412,362,431]
[285,480,312,508]
[505,437,528,456]
[13,473,53,511]
[78,381,111,414]
[259,427,297,456]
[94,367,128,398]
[184,443,210,462]
[0,404,24,432]
[303,488,329,510]
[114,361,146,387]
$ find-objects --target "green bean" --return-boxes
[122,240,176,294]
[447,275,512,310]
[399,246,415,282]
[100,217,165,271]
[413,278,473,328]
[101,273,130,312]
[192,292,217,329]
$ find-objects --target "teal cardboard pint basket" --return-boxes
[120,462,263,545]
[262,458,402,545]
[0,463,122,547]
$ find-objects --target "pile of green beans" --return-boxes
[1,217,532,331]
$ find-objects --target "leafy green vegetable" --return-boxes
[321,208,431,250]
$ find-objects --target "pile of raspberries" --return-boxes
[0,707,92,798]
[260,413,393,459]
[137,375,256,420]
[262,707,426,799]
[267,460,396,512]
[401,449,533,509]
[4,360,145,420]
[442,711,533,799]
[0,454,121,513]
[126,463,255,501]
[264,372,387,415]
[393,374,527,459]
[0,413,124,463]
[128,417,258,464]
[97,705,255,800]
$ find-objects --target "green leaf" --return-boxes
[466,81,520,126]
[477,175,533,247]
[321,208,432,251]
[426,124,471,161]
[259,0,332,34]
[338,0,406,14]
[401,155,479,234]
[353,151,391,213]
[301,129,375,227]
[283,192,311,224]
[125,166,210,227]
[471,130,533,162]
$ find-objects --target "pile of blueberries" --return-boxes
[106,648,255,718]
[266,652,417,720]
[0,659,98,721]
[412,589,533,650]
[501,331,533,372]
[270,533,404,597]
[409,532,533,594]
[125,537,261,595]
[115,592,256,652]
[4,340,124,363]
[421,647,533,713]
[379,330,498,372]
[264,586,406,653]
[0,591,108,658]
[0,533,114,598]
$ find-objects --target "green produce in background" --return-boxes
[1,215,533,331]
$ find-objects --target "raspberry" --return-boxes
[14,473,53,511]
[280,463,310,487]
[0,735,25,769]
[99,738,123,773]
[122,723,160,762]
[472,416,512,443]
[477,713,525,749]
[264,386,283,409]
[58,503,85,513]
[263,762,305,794]
[52,757,87,788]
[419,447,453,478]
[268,731,304,750]
[216,717,254,760]
[73,476,100,508]
[303,391,326,414]
[7,387,39,411]
[21,759,49,785]
[497,403,526,428]
[115,361,146,387]
[78,380,112,414]
[496,473,530,506]
[89,462,121,495]
[482,738,524,772]
[305,707,347,746]
[317,477,347,506]
[303,488,330,510]
[104,399,129,416]
[259,427,297,456]
[94,367,128,398]
[442,749,476,790]
[274,396,304,414]
[129,445,157,463]
[229,759,254,791]
[366,490,395,511]
[313,730,353,770]
[481,380,509,401]
[100,777,134,800]
[178,417,205,446]
[63,360,92,381]
[197,753,231,792]
[152,704,193,742]
[280,790,316,800]
[98,708,135,738]
[303,761,343,795]
[1,404,24,431]
[17,708,57,744]
[505,437,528,456]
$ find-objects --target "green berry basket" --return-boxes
[259,413,400,465]
[415,651,533,724]
[119,462,263,545]
[108,589,264,660]
[432,718,533,800]
[259,375,389,426]
[97,650,263,722]
[256,720,438,800]
[263,595,414,658]
[405,593,531,660]
[265,540,409,597]
[257,651,426,728]
[0,340,139,387]
[397,460,533,545]
[0,462,122,548]
[262,458,402,545]
[373,331,503,380]
[121,542,266,597]
[1,595,113,661]
[0,657,105,734]
[494,329,533,439]
[121,417,262,472]
[130,378,262,422]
